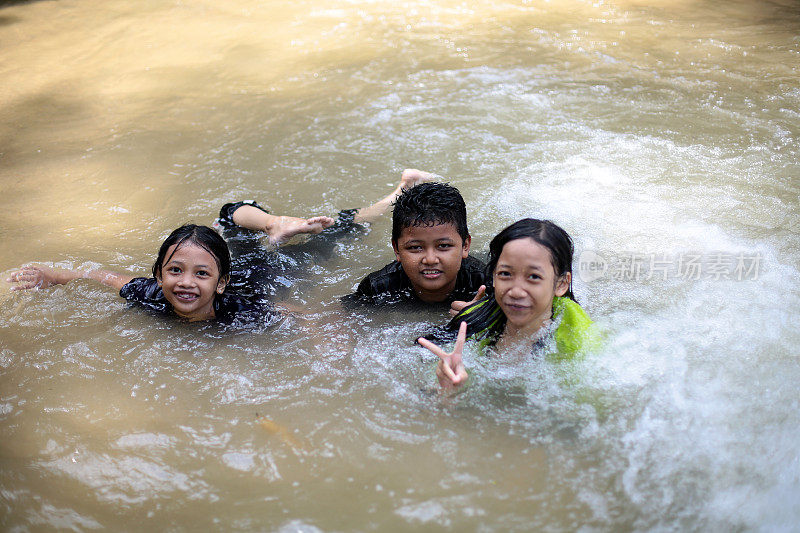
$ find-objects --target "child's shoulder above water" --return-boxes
[348,181,487,307]
[418,218,601,389]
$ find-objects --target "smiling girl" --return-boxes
[418,218,598,387]
[5,223,326,326]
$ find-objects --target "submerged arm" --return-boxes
[7,264,134,292]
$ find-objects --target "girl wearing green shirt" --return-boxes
[418,218,597,388]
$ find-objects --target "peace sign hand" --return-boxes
[418,321,469,388]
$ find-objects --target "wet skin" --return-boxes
[156,243,227,321]
[392,222,471,303]
[493,237,570,339]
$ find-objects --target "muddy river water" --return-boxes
[1,0,799,530]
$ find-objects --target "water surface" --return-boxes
[1,0,799,530]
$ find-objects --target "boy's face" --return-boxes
[392,222,471,303]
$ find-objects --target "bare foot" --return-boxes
[266,215,335,245]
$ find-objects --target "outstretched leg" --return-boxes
[231,206,335,245]
[224,168,439,240]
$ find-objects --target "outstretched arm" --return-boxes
[7,264,134,292]
[226,168,438,238]
[230,205,335,246]
[417,321,469,388]
[352,168,440,224]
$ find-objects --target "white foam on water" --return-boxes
[478,133,800,528]
[3,0,799,530]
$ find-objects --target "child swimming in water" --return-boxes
[217,169,486,306]
[349,180,486,306]
[6,218,330,326]
[418,218,596,387]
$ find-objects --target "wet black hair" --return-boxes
[485,218,575,301]
[424,218,575,345]
[152,224,231,284]
[391,182,469,243]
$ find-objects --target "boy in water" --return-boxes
[350,181,486,306]
[215,170,444,295]
[218,170,486,307]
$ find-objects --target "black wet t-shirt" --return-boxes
[119,277,279,328]
[347,255,487,306]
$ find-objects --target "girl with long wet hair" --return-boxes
[418,218,597,387]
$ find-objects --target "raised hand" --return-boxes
[399,168,438,190]
[449,284,486,317]
[353,169,441,224]
[418,321,469,388]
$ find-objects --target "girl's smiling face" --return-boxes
[156,242,226,321]
[493,237,570,337]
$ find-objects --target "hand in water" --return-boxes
[7,264,67,290]
[450,284,486,317]
[418,321,469,388]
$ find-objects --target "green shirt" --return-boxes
[460,296,600,358]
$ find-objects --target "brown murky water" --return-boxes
[1,0,799,530]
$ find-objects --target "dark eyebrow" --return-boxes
[497,263,544,271]
[165,259,211,269]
